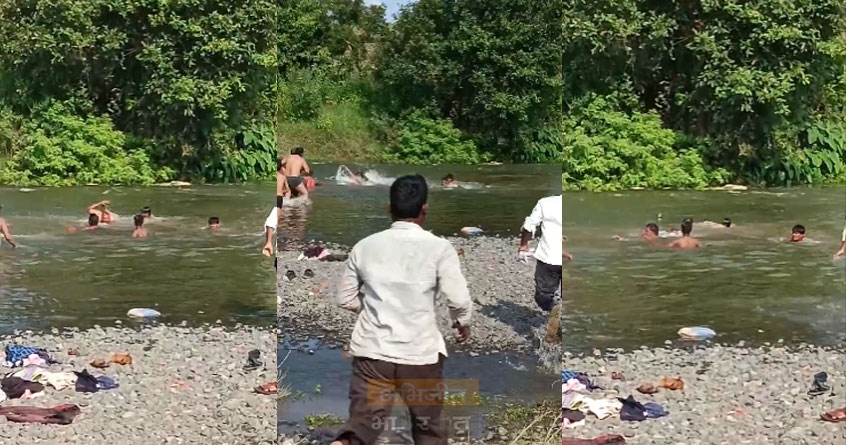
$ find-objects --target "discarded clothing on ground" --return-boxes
[3,345,57,368]
[562,370,601,390]
[73,369,117,393]
[562,435,626,444]
[297,246,348,262]
[11,365,77,391]
[618,395,668,421]
[562,378,622,420]
[1,376,45,399]
[0,404,81,425]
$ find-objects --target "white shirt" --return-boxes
[522,195,562,266]
[264,208,277,230]
[336,221,473,365]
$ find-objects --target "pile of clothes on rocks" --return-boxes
[561,370,671,444]
[0,344,122,425]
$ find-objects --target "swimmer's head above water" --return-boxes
[681,218,694,236]
[722,218,732,228]
[641,222,660,241]
[441,174,456,187]
[140,206,152,219]
[791,224,806,242]
[133,214,144,228]
[88,213,100,227]
[208,216,221,231]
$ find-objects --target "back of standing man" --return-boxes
[331,174,473,445]
[519,194,562,312]
[281,147,310,200]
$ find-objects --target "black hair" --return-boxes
[88,213,100,226]
[645,222,659,235]
[792,224,805,234]
[291,146,304,156]
[443,174,454,181]
[722,217,732,228]
[277,158,283,172]
[133,214,144,227]
[208,216,220,225]
[681,218,694,236]
[140,206,152,216]
[390,174,428,220]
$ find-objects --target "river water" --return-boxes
[278,164,561,438]
[0,184,276,334]
[278,163,561,246]
[564,187,846,351]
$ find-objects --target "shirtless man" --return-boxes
[0,212,17,248]
[667,218,700,249]
[280,147,310,199]
[132,214,148,238]
[441,174,459,188]
[835,223,846,259]
[87,200,117,224]
[277,158,290,207]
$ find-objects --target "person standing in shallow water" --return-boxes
[0,210,17,248]
[667,218,700,249]
[280,147,311,199]
[519,194,563,312]
[331,174,473,445]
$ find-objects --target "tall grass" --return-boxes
[278,102,385,162]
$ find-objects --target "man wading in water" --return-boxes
[667,218,700,249]
[519,194,563,342]
[280,147,311,200]
[0,207,17,248]
[331,174,473,445]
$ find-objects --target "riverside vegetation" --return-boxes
[562,0,846,190]
[0,0,276,186]
[278,0,562,165]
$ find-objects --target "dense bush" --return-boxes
[0,103,164,186]
[562,95,729,191]
[380,112,489,165]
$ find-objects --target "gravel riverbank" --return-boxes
[1,325,276,444]
[562,344,846,445]
[277,236,558,355]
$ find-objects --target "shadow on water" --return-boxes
[564,187,846,352]
[0,184,276,334]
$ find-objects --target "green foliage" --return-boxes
[562,95,728,191]
[563,0,846,188]
[380,111,488,165]
[0,0,275,185]
[199,125,277,183]
[0,102,163,186]
[278,0,562,164]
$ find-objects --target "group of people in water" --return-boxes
[274,146,464,208]
[560,216,846,260]
[0,199,225,248]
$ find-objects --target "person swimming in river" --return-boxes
[208,216,221,232]
[280,146,311,199]
[338,165,368,185]
[667,218,700,249]
[441,174,459,188]
[613,222,662,243]
[86,200,116,224]
[789,224,806,243]
[139,206,155,221]
[68,214,101,233]
[132,214,148,238]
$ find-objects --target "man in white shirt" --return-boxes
[518,195,562,312]
[331,174,473,445]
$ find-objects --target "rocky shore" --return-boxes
[1,325,276,444]
[561,344,846,445]
[277,236,559,356]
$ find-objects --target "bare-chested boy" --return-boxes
[667,218,700,249]
[280,147,311,199]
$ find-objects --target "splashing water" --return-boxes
[334,166,396,186]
